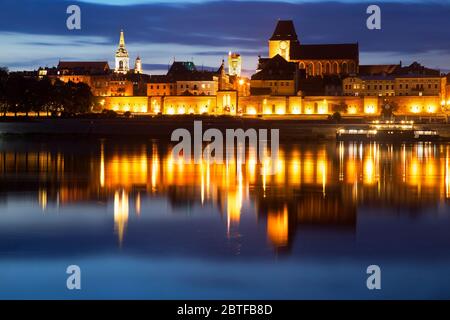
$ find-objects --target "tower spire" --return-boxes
[115,29,130,74]
[119,29,126,48]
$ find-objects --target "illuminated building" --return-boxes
[147,61,227,97]
[228,52,242,77]
[134,56,143,74]
[108,77,134,97]
[251,54,299,96]
[268,20,359,76]
[40,20,448,117]
[115,30,130,74]
[344,74,442,98]
[343,75,395,97]
[147,75,176,97]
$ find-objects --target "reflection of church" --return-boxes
[268,20,359,76]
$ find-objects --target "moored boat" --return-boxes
[336,120,439,142]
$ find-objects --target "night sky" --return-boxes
[1,0,450,75]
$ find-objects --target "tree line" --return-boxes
[0,67,94,117]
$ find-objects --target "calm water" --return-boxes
[1,137,450,299]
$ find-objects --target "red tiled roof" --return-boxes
[359,64,401,75]
[58,61,110,71]
[252,54,298,80]
[292,43,359,61]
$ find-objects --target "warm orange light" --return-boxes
[114,190,129,245]
[348,106,357,114]
[365,105,375,114]
[247,106,257,115]
[411,105,421,113]
[267,206,288,247]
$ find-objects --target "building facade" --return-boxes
[268,20,359,77]
[115,30,130,74]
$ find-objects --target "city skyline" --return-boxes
[1,0,450,74]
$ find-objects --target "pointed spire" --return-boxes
[119,29,126,48]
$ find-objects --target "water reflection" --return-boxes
[1,139,449,250]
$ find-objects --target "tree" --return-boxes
[380,100,399,119]
[71,82,93,114]
[0,67,8,116]
[31,78,52,116]
[5,74,23,116]
[332,101,347,113]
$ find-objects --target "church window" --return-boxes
[316,63,322,76]
[342,62,348,74]
[333,62,338,74]
[325,63,331,74]
[307,63,314,76]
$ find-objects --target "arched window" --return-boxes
[333,62,339,74]
[299,62,306,70]
[342,62,348,74]
[119,60,124,69]
[316,62,322,76]
[325,62,331,74]
[307,63,314,76]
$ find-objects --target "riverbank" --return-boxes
[1,115,450,141]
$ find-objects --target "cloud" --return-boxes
[1,0,450,72]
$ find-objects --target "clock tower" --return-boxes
[268,20,300,61]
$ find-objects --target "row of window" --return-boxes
[268,81,291,87]
[149,85,173,90]
[345,83,439,90]
[346,92,434,97]
[149,84,213,90]
[179,84,212,90]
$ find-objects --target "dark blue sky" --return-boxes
[1,0,450,74]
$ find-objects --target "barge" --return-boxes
[336,121,439,142]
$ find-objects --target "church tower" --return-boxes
[134,56,142,74]
[115,30,130,74]
[228,52,242,77]
[268,20,300,61]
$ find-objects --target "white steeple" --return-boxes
[115,29,129,74]
[134,56,142,74]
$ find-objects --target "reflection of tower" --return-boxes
[114,190,129,245]
[228,52,242,77]
[115,30,129,74]
[267,205,288,248]
[134,56,142,74]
